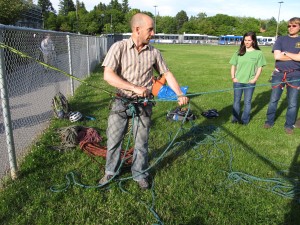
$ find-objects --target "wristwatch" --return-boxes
[284,51,287,55]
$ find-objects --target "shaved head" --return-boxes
[130,13,153,31]
[130,13,154,48]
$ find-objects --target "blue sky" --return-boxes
[47,0,298,21]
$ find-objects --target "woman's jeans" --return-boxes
[265,72,300,128]
[232,82,256,124]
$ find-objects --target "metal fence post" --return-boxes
[0,32,18,179]
[67,35,74,96]
[86,36,90,77]
[96,37,99,62]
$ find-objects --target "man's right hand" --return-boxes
[133,85,151,98]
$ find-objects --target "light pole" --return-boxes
[75,0,79,34]
[275,1,284,40]
[100,14,104,34]
[110,14,113,34]
[154,5,157,34]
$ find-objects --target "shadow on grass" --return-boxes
[184,216,205,225]
[149,90,300,223]
[251,89,272,119]
[284,145,300,225]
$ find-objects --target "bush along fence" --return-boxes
[0,24,114,182]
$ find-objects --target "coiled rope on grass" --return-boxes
[50,104,194,225]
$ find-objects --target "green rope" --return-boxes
[0,42,114,97]
[3,42,300,102]
[49,126,85,152]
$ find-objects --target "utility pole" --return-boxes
[275,1,284,40]
[154,5,157,34]
[75,0,79,34]
[110,14,113,34]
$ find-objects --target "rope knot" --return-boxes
[127,103,137,116]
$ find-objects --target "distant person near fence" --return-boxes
[40,33,56,66]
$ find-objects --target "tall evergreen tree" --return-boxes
[38,0,55,14]
[175,10,188,33]
[58,0,76,16]
[108,0,122,11]
[121,0,130,14]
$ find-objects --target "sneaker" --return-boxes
[263,123,272,129]
[99,174,113,185]
[137,178,150,190]
[285,128,294,135]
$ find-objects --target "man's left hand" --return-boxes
[177,96,189,106]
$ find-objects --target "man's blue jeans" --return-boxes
[265,72,300,128]
[232,82,256,124]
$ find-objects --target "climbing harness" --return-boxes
[201,109,219,119]
[111,95,156,118]
[272,68,300,90]
[166,107,196,121]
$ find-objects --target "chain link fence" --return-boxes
[0,25,114,182]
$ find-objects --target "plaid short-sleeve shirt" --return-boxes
[102,37,169,98]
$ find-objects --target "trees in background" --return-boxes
[0,0,29,25]
[38,0,55,15]
[0,0,288,37]
[58,0,76,16]
[38,0,57,30]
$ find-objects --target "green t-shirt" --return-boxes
[229,50,266,83]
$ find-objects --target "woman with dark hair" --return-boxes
[229,31,266,124]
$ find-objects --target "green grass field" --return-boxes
[1,44,300,225]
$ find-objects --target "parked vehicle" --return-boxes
[121,33,219,44]
[257,36,276,46]
[218,35,243,45]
